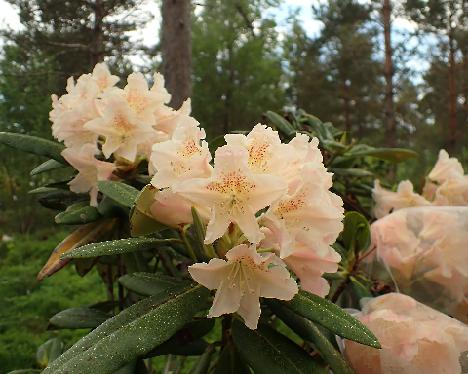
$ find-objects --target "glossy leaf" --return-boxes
[264,111,296,138]
[37,219,116,281]
[97,181,139,208]
[279,290,380,348]
[43,284,210,374]
[130,185,167,237]
[232,319,327,374]
[213,342,250,374]
[30,159,69,175]
[119,272,185,296]
[190,345,216,374]
[63,237,180,259]
[346,146,417,162]
[36,338,64,368]
[340,211,371,254]
[55,202,100,225]
[49,307,109,329]
[0,132,66,163]
[330,168,373,177]
[270,303,353,374]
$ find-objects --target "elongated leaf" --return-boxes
[278,290,380,348]
[264,111,296,138]
[190,345,215,374]
[232,320,327,374]
[64,237,180,259]
[37,219,116,281]
[130,185,167,236]
[119,272,185,296]
[340,211,371,255]
[330,168,373,177]
[213,342,250,374]
[347,146,417,162]
[0,132,66,163]
[97,181,139,208]
[31,159,69,175]
[36,338,64,368]
[49,307,109,329]
[270,303,353,374]
[55,202,100,225]
[43,284,210,374]
[191,207,215,260]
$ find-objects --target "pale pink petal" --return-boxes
[188,259,231,290]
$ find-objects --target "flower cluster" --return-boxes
[372,150,468,218]
[150,124,344,328]
[50,63,193,205]
[342,293,468,374]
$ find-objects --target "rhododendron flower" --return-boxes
[260,163,344,259]
[150,116,212,188]
[91,62,119,91]
[343,293,468,374]
[188,244,298,329]
[85,94,155,162]
[433,176,468,206]
[372,180,429,219]
[61,144,115,206]
[428,149,464,183]
[174,144,287,244]
[283,247,341,297]
[150,189,209,228]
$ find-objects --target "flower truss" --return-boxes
[50,63,344,329]
[372,150,468,218]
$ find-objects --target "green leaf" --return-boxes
[232,319,327,374]
[330,168,373,177]
[340,211,371,254]
[213,342,250,374]
[0,132,66,163]
[119,272,185,296]
[43,284,210,374]
[30,159,69,175]
[63,237,180,259]
[49,307,109,329]
[264,111,296,138]
[36,338,64,368]
[130,185,168,237]
[190,345,216,374]
[270,303,353,374]
[279,290,380,348]
[97,181,139,208]
[347,146,417,163]
[55,202,100,225]
[191,207,215,259]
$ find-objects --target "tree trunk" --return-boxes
[447,4,457,151]
[382,0,396,147]
[90,0,105,66]
[161,0,192,109]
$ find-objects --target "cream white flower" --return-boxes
[188,244,298,329]
[174,144,287,244]
[91,62,119,91]
[61,144,115,206]
[261,164,344,259]
[150,116,212,188]
[372,180,430,219]
[433,176,468,206]
[85,94,155,162]
[428,149,464,183]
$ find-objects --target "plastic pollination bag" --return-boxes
[365,206,468,323]
[341,293,468,374]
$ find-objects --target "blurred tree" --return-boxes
[161,0,192,109]
[191,0,285,137]
[405,0,467,151]
[287,1,384,140]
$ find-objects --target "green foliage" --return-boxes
[0,232,106,372]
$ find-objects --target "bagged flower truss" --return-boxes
[2,63,457,374]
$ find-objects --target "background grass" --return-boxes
[0,230,107,373]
